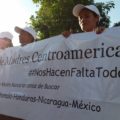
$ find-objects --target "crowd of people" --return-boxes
[0,26,36,50]
[0,3,105,50]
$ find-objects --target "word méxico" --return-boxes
[0,42,120,65]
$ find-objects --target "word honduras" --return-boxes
[0,43,120,66]
[0,92,101,112]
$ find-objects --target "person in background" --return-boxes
[63,4,105,37]
[14,26,36,46]
[0,32,13,49]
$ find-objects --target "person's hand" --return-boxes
[95,26,105,34]
[62,31,72,38]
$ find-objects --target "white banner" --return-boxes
[0,27,120,120]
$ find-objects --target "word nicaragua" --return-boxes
[0,92,101,112]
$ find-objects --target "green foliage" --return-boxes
[32,0,40,3]
[113,21,120,27]
[31,0,114,40]
[95,1,115,27]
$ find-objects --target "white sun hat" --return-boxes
[15,26,36,39]
[73,4,100,18]
[0,32,13,40]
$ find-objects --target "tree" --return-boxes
[95,1,114,27]
[30,0,114,40]
[113,21,120,27]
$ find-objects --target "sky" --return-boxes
[0,0,119,46]
[0,0,38,46]
[95,0,120,26]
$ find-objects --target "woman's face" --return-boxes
[78,9,99,32]
[0,38,12,49]
[19,30,34,46]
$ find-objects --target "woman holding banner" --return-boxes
[63,4,104,37]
